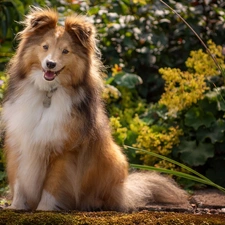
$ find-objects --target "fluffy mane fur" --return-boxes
[2,7,187,211]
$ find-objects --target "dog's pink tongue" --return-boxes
[44,71,56,81]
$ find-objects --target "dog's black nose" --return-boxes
[46,60,56,69]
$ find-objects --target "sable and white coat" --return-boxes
[2,8,187,211]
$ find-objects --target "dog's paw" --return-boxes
[37,190,60,211]
[4,204,28,210]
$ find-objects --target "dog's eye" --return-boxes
[62,49,69,54]
[43,45,49,50]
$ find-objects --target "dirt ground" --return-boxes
[1,188,225,214]
[145,188,225,215]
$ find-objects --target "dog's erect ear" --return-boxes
[18,7,58,39]
[65,16,95,50]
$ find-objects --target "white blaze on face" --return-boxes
[40,31,65,82]
[42,54,53,69]
[36,28,73,89]
[41,54,57,81]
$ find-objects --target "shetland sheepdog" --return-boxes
[2,7,187,211]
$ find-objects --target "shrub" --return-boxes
[153,41,225,187]
[85,0,225,102]
[104,40,225,188]
[1,0,225,189]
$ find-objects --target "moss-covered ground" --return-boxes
[0,210,224,225]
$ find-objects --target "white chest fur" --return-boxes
[2,77,72,155]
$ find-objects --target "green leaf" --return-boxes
[1,6,9,38]
[87,6,100,15]
[105,76,115,85]
[131,164,212,186]
[206,158,225,187]
[217,99,225,111]
[198,98,218,116]
[125,145,212,182]
[206,88,225,111]
[178,141,214,166]
[184,106,216,130]
[126,145,225,193]
[119,1,130,14]
[215,142,225,153]
[114,73,143,88]
[130,163,225,192]
[205,90,219,101]
[0,172,6,181]
[197,119,225,143]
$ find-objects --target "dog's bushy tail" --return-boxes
[118,172,188,211]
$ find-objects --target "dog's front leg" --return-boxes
[7,179,29,210]
[37,155,67,211]
[8,150,47,210]
[5,143,31,210]
[19,153,47,210]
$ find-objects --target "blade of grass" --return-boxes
[131,163,225,192]
[124,145,211,182]
[125,145,225,193]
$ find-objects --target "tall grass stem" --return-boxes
[159,0,225,77]
[125,145,225,193]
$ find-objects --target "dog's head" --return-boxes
[14,7,98,90]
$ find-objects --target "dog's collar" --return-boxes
[43,87,58,108]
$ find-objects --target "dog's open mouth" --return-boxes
[43,67,65,81]
[44,71,56,81]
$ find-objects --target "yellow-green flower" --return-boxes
[111,64,122,76]
[133,0,147,4]
[159,41,225,117]
[186,40,225,75]
[102,84,121,104]
[159,68,208,116]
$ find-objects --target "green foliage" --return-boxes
[0,0,47,81]
[128,145,225,193]
[0,0,225,191]
[184,106,216,131]
[0,0,46,42]
[107,40,225,188]
[177,141,214,167]
[0,0,23,41]
[104,65,183,167]
[158,41,225,187]
[85,0,225,102]
[0,71,7,101]
[112,72,143,89]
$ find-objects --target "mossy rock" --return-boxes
[0,210,224,225]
